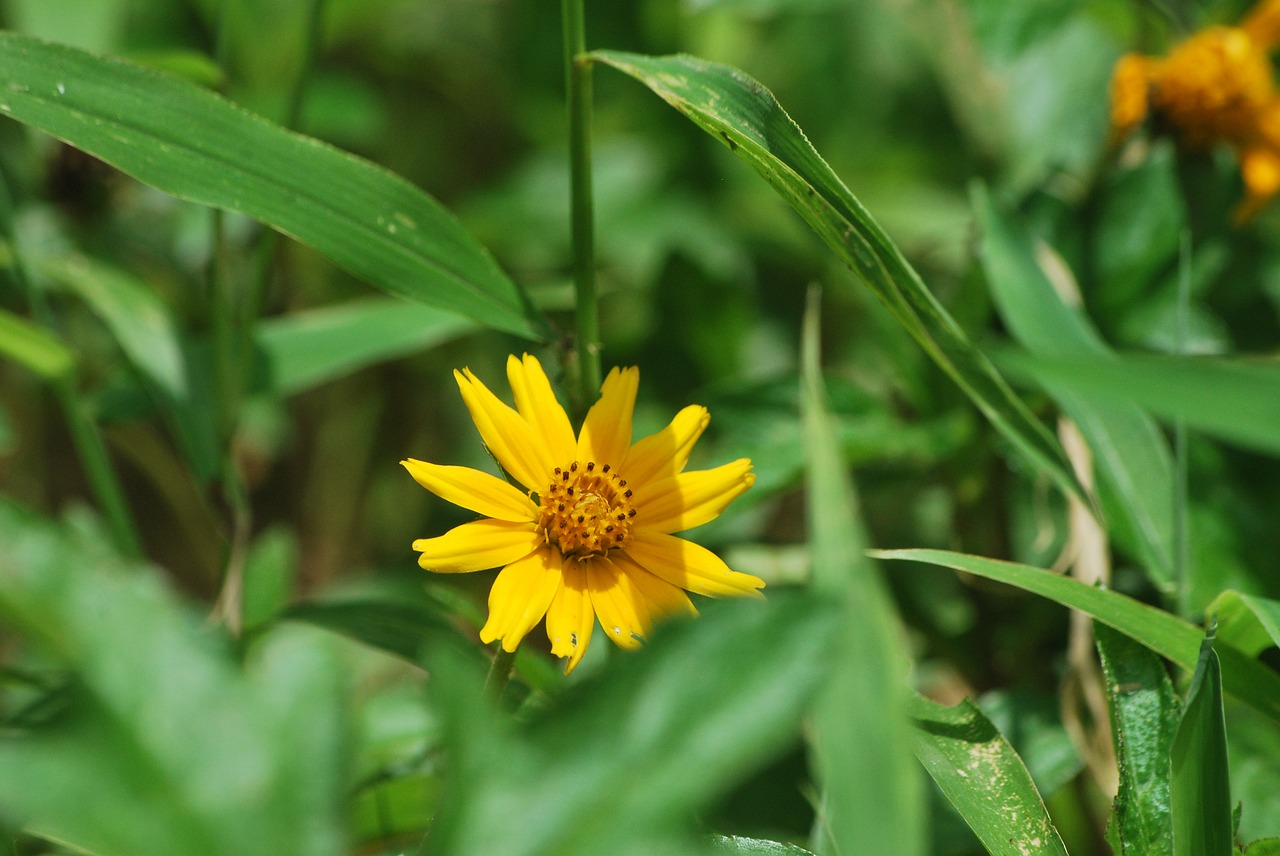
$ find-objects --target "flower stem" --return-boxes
[1173,229,1191,617]
[484,645,518,701]
[562,0,601,406]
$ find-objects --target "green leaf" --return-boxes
[253,297,475,396]
[974,186,1174,588]
[909,693,1068,855]
[0,307,74,380]
[801,291,923,855]
[711,837,816,855]
[241,526,298,632]
[996,351,1280,458]
[1171,631,1233,856]
[1241,840,1280,855]
[873,549,1280,724]
[1205,591,1280,658]
[39,254,187,399]
[0,32,545,339]
[592,50,1084,506]
[1095,622,1177,856]
[282,593,454,664]
[0,500,347,856]
[427,594,840,856]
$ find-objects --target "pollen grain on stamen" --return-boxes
[538,459,635,559]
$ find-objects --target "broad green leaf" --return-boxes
[996,351,1280,457]
[241,526,298,632]
[0,500,347,856]
[801,291,923,855]
[1206,591,1280,658]
[282,594,454,664]
[1171,632,1233,856]
[1241,840,1280,855]
[592,50,1084,506]
[0,307,74,380]
[1095,622,1177,856]
[39,254,187,398]
[909,693,1068,855]
[254,297,475,396]
[0,32,545,339]
[974,186,1174,588]
[426,594,840,856]
[873,549,1280,724]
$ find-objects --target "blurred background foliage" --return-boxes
[2,0,1280,853]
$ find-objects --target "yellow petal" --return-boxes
[401,459,537,523]
[625,531,765,598]
[612,550,698,622]
[576,366,639,468]
[546,558,596,673]
[584,556,646,650]
[479,546,562,652]
[632,458,755,534]
[507,354,576,465]
[1244,0,1280,50]
[413,519,540,573]
[455,368,556,492]
[621,404,709,490]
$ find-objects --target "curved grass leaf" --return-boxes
[253,297,475,396]
[1095,622,1177,855]
[592,50,1083,505]
[874,549,1280,724]
[0,32,545,339]
[910,694,1068,855]
[0,307,74,380]
[1171,632,1233,856]
[1205,591,1280,658]
[711,837,816,855]
[801,291,923,855]
[974,186,1174,588]
[40,254,187,398]
[996,351,1280,457]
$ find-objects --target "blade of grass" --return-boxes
[873,549,1280,724]
[591,50,1085,506]
[0,32,545,339]
[801,289,923,855]
[1171,630,1232,856]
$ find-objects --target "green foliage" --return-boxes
[1,0,1279,853]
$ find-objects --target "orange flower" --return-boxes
[1109,0,1280,219]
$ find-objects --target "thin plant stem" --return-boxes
[562,0,601,408]
[484,645,518,701]
[1173,229,1191,617]
[0,186,142,558]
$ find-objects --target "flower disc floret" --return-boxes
[539,460,635,558]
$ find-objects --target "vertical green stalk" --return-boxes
[484,646,518,701]
[0,170,142,558]
[562,0,601,407]
[1173,229,1191,617]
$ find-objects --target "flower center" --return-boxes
[538,460,635,560]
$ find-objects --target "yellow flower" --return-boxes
[402,354,764,673]
[1108,0,1280,219]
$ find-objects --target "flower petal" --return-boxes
[507,354,576,465]
[576,366,639,468]
[584,556,647,650]
[626,531,765,598]
[401,458,536,523]
[455,368,556,492]
[621,404,709,490]
[546,558,596,673]
[612,550,698,622]
[413,519,540,573]
[479,546,562,652]
[632,458,755,534]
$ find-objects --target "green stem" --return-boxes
[562,0,600,408]
[484,645,518,701]
[52,377,143,558]
[2,182,142,558]
[1173,230,1191,617]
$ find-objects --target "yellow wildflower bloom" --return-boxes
[402,354,764,673]
[1108,0,1280,219]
